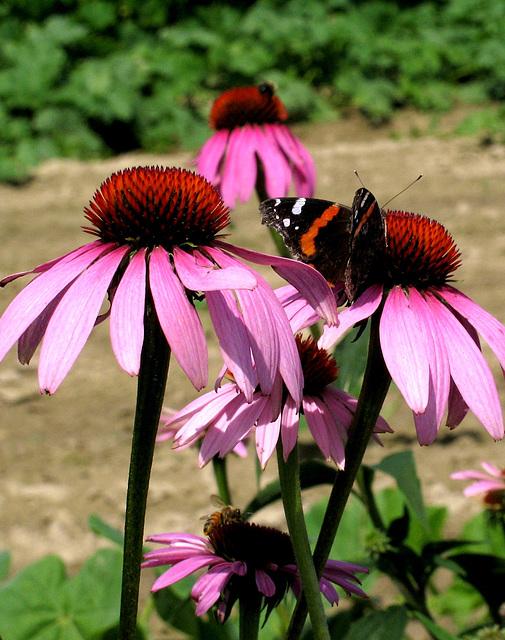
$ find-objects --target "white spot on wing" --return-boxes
[292,198,306,215]
[274,199,281,206]
[283,218,291,227]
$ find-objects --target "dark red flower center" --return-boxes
[384,210,461,289]
[83,166,229,250]
[210,84,288,130]
[208,521,296,616]
[296,334,339,395]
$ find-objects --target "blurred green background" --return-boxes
[1,0,504,182]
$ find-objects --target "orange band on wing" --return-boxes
[300,205,341,256]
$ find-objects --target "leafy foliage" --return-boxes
[1,0,505,181]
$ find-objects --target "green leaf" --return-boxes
[88,513,124,548]
[343,605,408,640]
[0,549,123,640]
[413,613,459,640]
[0,551,11,582]
[374,451,428,530]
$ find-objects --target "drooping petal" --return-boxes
[110,248,147,376]
[379,286,430,413]
[269,124,316,196]
[409,289,450,445]
[173,247,256,291]
[425,294,503,440]
[151,556,221,591]
[38,245,129,393]
[446,379,469,428]
[440,286,505,371]
[219,126,257,207]
[319,284,383,350]
[205,289,258,401]
[255,401,281,469]
[303,396,331,461]
[0,242,115,364]
[253,124,291,196]
[281,394,300,460]
[255,568,276,597]
[195,129,229,186]
[216,241,338,326]
[275,285,321,333]
[173,385,239,447]
[149,246,207,390]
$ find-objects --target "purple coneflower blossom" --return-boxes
[164,335,391,469]
[451,462,505,510]
[0,166,337,395]
[315,210,505,445]
[195,84,316,208]
[142,520,368,622]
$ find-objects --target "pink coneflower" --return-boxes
[142,520,368,622]
[451,462,505,510]
[0,166,337,396]
[165,334,391,469]
[195,84,316,208]
[315,209,505,445]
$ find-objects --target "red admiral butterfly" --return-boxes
[260,188,387,302]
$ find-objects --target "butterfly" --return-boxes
[260,188,387,302]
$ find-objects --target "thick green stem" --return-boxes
[288,310,391,640]
[118,300,171,640]
[212,455,232,505]
[239,594,262,640]
[277,442,330,640]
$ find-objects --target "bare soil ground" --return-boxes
[1,111,505,628]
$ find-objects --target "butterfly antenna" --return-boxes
[353,169,365,188]
[382,174,423,208]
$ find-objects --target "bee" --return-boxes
[201,494,242,536]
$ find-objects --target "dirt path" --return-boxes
[1,116,505,604]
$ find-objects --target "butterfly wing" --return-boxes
[260,197,352,285]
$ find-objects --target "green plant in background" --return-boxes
[1,0,505,182]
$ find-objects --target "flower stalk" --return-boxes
[288,308,391,639]
[277,441,330,640]
[239,593,262,640]
[119,291,171,640]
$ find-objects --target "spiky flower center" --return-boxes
[83,166,229,250]
[384,210,461,289]
[210,84,288,130]
[296,334,339,396]
[208,521,296,611]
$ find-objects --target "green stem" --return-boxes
[288,309,391,640]
[118,298,171,640]
[212,455,232,505]
[277,442,330,640]
[239,594,262,640]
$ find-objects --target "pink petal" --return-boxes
[110,249,147,376]
[426,294,503,440]
[205,289,258,401]
[481,461,502,477]
[0,240,104,286]
[462,481,505,497]
[151,556,220,591]
[281,394,300,460]
[275,285,321,332]
[0,242,114,364]
[408,289,450,444]
[319,284,383,350]
[253,124,291,196]
[255,402,281,469]
[149,247,207,391]
[447,378,469,428]
[173,386,239,446]
[195,130,229,185]
[219,126,257,206]
[303,396,331,460]
[256,568,276,597]
[173,247,256,291]
[379,286,430,413]
[146,532,209,546]
[440,286,505,371]
[38,245,129,393]
[216,241,338,325]
[269,124,316,196]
